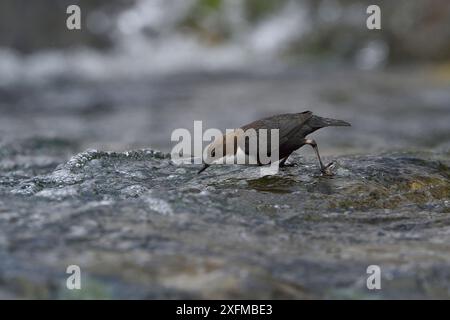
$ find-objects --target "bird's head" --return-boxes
[204,131,239,165]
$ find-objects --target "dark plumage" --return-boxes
[199,111,350,174]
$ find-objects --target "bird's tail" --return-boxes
[309,115,351,128]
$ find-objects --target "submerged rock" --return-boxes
[0,143,449,298]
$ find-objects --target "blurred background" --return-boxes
[0,0,449,155]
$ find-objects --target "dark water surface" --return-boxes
[0,68,449,298]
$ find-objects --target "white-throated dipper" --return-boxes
[198,111,350,175]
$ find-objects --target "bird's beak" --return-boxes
[197,164,209,174]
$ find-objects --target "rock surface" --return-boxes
[1,142,449,298]
[0,68,449,298]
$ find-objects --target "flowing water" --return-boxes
[0,67,449,298]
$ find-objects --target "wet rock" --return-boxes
[0,143,449,298]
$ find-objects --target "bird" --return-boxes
[198,111,350,175]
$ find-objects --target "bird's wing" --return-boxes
[240,111,313,155]
[242,112,312,142]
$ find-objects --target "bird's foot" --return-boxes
[320,162,336,176]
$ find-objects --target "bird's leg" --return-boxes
[303,139,334,175]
